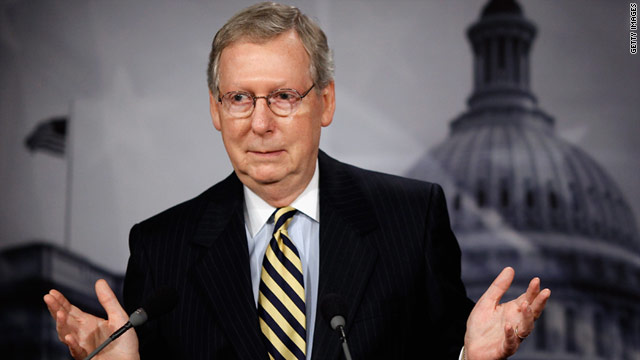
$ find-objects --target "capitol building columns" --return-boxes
[407,0,640,358]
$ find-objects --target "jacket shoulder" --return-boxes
[328,154,445,204]
[133,172,242,237]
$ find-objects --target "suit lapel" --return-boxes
[186,153,380,360]
[190,173,268,360]
[312,152,379,360]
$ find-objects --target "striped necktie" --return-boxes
[258,206,307,360]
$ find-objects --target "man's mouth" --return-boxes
[248,150,284,157]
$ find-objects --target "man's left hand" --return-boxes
[464,267,551,360]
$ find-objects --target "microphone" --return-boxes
[84,286,178,360]
[320,294,353,360]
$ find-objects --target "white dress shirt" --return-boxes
[243,162,320,359]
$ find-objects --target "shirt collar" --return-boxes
[243,160,320,238]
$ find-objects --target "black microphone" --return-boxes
[320,294,353,360]
[84,286,178,360]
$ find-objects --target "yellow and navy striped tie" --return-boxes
[258,206,306,360]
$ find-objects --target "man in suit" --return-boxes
[44,2,549,359]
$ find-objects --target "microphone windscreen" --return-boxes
[320,293,347,324]
[143,286,178,320]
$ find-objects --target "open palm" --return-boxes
[464,267,550,360]
[43,279,139,360]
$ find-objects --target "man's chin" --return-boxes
[242,168,286,186]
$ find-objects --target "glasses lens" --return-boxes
[268,90,301,116]
[222,92,253,117]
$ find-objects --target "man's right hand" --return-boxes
[43,279,140,360]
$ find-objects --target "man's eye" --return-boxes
[231,93,250,103]
[273,91,298,102]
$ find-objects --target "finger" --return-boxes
[55,310,70,342]
[530,288,551,319]
[503,322,519,355]
[44,293,61,320]
[64,334,88,360]
[517,301,535,337]
[57,306,84,332]
[45,289,72,321]
[514,278,539,305]
[523,277,541,304]
[47,290,87,326]
[53,298,84,338]
[48,289,73,312]
[95,279,128,322]
[479,266,515,306]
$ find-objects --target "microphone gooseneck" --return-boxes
[320,293,353,360]
[83,286,178,360]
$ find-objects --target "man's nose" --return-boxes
[250,97,275,135]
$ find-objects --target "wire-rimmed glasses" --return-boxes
[217,84,315,118]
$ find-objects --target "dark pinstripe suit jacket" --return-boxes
[123,150,474,359]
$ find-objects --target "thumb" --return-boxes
[95,279,128,322]
[479,267,515,306]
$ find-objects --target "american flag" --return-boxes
[25,117,67,156]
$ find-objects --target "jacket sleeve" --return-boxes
[123,223,174,359]
[423,183,475,359]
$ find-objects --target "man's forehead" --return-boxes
[222,30,306,56]
[217,31,312,88]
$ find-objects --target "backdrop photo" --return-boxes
[1,0,638,359]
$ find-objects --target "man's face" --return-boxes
[210,30,335,203]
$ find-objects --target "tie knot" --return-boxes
[273,206,296,235]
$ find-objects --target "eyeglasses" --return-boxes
[217,84,315,118]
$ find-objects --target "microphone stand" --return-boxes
[337,324,353,360]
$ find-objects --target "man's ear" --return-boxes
[209,90,222,131]
[320,81,335,127]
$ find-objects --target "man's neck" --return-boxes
[250,182,308,208]
[243,164,320,237]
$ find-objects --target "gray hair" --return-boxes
[207,2,334,95]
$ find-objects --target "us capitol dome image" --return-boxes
[407,0,640,359]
